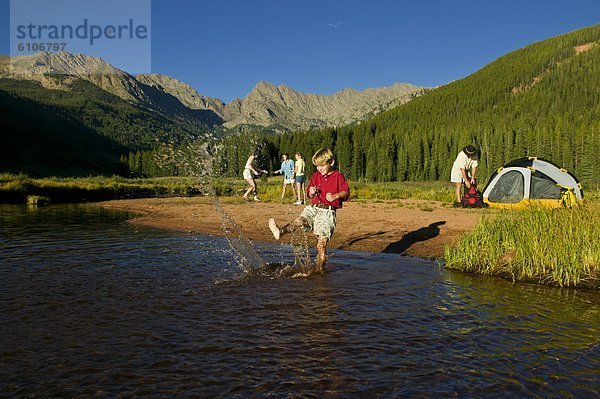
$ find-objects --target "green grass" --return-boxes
[212,178,455,203]
[584,184,600,202]
[444,205,600,288]
[0,174,458,204]
[245,179,455,203]
[26,195,51,206]
[0,174,208,203]
[3,173,597,205]
[350,181,454,202]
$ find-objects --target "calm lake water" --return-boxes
[0,204,598,398]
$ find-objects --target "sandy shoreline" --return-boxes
[99,197,487,258]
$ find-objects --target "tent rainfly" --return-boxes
[482,157,583,209]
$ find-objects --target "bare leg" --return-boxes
[455,182,462,203]
[316,237,329,273]
[269,216,308,239]
[295,182,302,203]
[281,182,286,199]
[244,178,256,199]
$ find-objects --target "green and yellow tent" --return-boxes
[482,157,583,209]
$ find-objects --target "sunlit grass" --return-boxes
[152,176,456,203]
[0,174,208,203]
[1,172,597,209]
[444,204,600,288]
[350,181,454,202]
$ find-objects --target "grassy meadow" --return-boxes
[0,173,456,204]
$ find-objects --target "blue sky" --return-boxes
[1,0,599,102]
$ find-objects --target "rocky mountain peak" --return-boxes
[1,50,427,132]
[136,73,225,115]
[5,51,123,77]
[1,51,146,102]
[253,80,278,91]
[223,80,426,130]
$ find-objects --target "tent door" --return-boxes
[529,171,561,200]
[487,170,527,203]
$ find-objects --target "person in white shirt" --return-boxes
[243,150,267,201]
[451,145,479,204]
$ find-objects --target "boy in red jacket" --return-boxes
[269,148,350,273]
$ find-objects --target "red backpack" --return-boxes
[461,181,485,208]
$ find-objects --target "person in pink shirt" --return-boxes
[269,148,350,273]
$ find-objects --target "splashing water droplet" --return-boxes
[151,135,318,277]
[290,228,312,274]
[211,192,265,272]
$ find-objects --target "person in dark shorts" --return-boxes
[293,152,306,205]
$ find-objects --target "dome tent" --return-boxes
[482,157,583,209]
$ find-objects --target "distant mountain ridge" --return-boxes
[137,73,425,130]
[1,51,426,131]
[136,73,226,116]
[220,80,424,130]
[0,52,224,126]
[1,52,148,103]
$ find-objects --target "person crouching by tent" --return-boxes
[273,153,296,200]
[451,145,479,206]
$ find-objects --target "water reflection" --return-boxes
[0,204,598,397]
[442,271,600,396]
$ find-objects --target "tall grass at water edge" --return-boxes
[444,205,600,288]
[0,174,207,203]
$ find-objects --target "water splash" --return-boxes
[290,227,312,274]
[211,192,264,272]
[153,137,316,277]
[153,138,269,272]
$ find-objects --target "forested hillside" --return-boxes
[0,77,211,176]
[215,24,600,186]
[0,88,124,176]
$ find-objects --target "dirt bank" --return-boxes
[100,197,487,258]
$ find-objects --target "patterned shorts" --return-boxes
[300,205,337,239]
